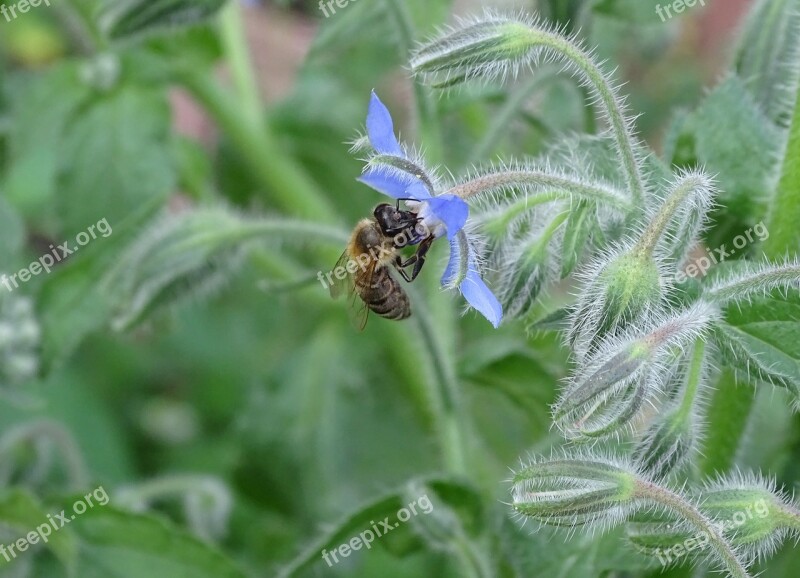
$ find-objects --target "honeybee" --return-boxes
[329,203,434,328]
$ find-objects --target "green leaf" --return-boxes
[276,491,406,578]
[108,207,347,331]
[735,0,800,127]
[497,514,650,578]
[37,199,162,373]
[56,503,247,578]
[101,0,229,42]
[3,65,90,220]
[593,0,682,25]
[57,85,176,233]
[0,490,77,572]
[698,370,756,475]
[712,293,800,397]
[764,83,800,256]
[675,76,780,221]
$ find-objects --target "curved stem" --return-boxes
[634,479,751,578]
[446,170,632,211]
[634,174,707,258]
[0,420,89,490]
[523,28,645,206]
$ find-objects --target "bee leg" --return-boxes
[394,259,414,283]
[395,235,434,282]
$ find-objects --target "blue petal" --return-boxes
[367,92,403,156]
[358,168,425,200]
[441,234,468,287]
[425,195,469,239]
[460,269,503,328]
[407,180,432,200]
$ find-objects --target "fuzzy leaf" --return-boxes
[712,293,800,399]
[735,0,800,127]
[0,490,77,572]
[57,85,176,232]
[674,76,780,221]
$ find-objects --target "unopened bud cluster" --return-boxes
[0,292,40,387]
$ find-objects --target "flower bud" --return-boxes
[627,477,800,565]
[633,406,694,479]
[410,17,533,87]
[697,478,800,560]
[555,302,715,440]
[569,250,663,356]
[0,293,41,388]
[511,453,637,527]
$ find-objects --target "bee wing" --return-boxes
[329,249,375,331]
[352,259,378,331]
[328,250,354,300]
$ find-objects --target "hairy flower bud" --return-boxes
[698,476,800,561]
[0,293,40,388]
[569,250,663,356]
[632,406,694,479]
[627,475,800,567]
[555,302,716,439]
[411,16,534,87]
[510,452,638,528]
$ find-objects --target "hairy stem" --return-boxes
[706,262,800,304]
[634,174,707,258]
[447,169,632,210]
[523,27,645,205]
[634,479,751,578]
[676,339,706,420]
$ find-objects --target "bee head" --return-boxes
[374,203,418,236]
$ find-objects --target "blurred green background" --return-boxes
[2,0,799,577]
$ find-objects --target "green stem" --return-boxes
[447,170,632,210]
[116,475,227,510]
[676,339,706,420]
[382,0,443,163]
[706,262,800,305]
[176,72,337,222]
[524,28,645,206]
[634,479,751,578]
[467,71,556,164]
[634,174,706,258]
[764,86,800,255]
[218,1,263,125]
[410,294,466,476]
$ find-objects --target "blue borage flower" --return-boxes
[356,91,503,328]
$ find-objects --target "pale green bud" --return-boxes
[511,452,638,528]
